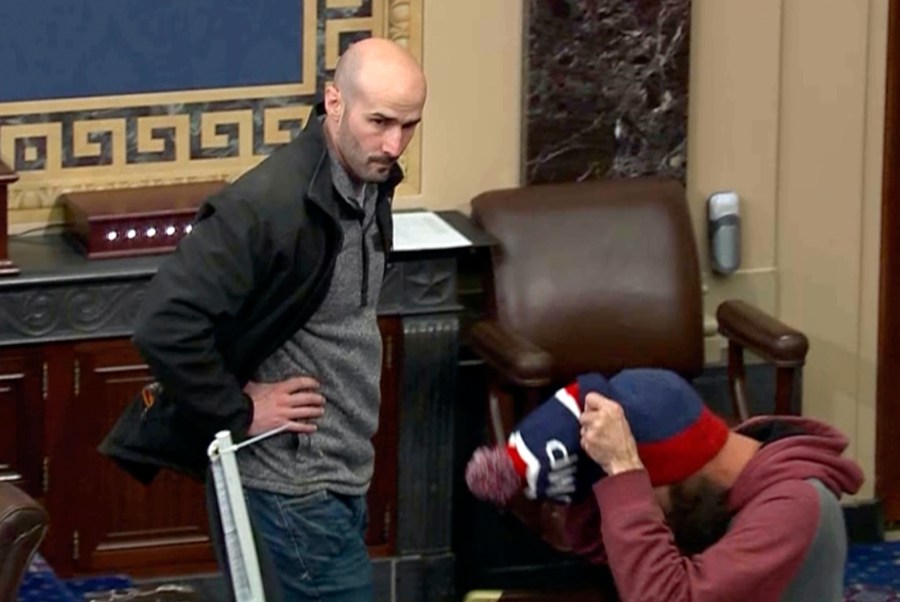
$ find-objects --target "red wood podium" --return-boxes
[0,162,18,276]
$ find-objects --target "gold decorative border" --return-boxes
[0,0,422,229]
[385,0,423,198]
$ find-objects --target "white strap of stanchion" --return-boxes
[231,423,290,451]
[208,426,289,602]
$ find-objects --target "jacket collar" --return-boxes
[303,104,338,218]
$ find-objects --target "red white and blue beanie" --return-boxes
[507,368,730,500]
[610,368,730,486]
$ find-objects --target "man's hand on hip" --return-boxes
[244,376,325,436]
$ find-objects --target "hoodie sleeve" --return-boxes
[593,470,821,602]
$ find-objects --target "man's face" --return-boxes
[654,476,732,556]
[329,86,423,183]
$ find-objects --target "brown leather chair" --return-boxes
[466,177,808,599]
[0,483,48,602]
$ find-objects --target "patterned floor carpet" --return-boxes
[844,541,900,600]
[16,541,900,601]
[15,554,202,601]
[17,555,132,601]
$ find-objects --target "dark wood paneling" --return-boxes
[397,315,460,554]
[367,316,402,555]
[0,163,19,274]
[31,330,407,576]
[62,339,215,576]
[0,349,43,494]
[877,0,900,520]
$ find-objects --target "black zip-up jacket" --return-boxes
[99,106,400,483]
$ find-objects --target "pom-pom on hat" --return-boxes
[609,368,730,486]
[464,446,521,505]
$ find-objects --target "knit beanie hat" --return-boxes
[465,369,730,505]
[612,368,730,487]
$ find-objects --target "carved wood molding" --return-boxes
[388,0,419,50]
[0,256,456,344]
[0,283,146,342]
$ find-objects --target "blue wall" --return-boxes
[0,0,302,102]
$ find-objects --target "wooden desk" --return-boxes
[0,211,492,601]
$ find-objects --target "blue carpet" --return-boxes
[16,541,900,601]
[17,554,132,602]
[844,541,900,600]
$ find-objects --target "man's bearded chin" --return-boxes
[665,477,733,556]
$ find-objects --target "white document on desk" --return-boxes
[391,211,472,251]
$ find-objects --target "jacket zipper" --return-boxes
[361,212,370,307]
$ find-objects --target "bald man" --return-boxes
[100,39,427,600]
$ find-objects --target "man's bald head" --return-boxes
[323,37,427,183]
[332,38,426,106]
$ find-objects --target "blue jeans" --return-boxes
[244,487,373,602]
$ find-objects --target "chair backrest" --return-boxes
[0,483,48,602]
[471,177,704,382]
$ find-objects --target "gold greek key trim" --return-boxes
[0,0,424,226]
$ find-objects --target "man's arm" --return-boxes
[132,197,264,439]
[559,388,640,566]
[594,470,820,602]
[135,196,326,441]
[577,393,821,601]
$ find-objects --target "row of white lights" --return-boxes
[105,224,192,242]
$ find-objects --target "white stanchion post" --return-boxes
[207,430,266,602]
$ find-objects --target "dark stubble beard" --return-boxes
[665,478,733,556]
[337,115,394,183]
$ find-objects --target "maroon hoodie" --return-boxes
[565,416,864,601]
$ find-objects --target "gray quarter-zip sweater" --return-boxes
[238,150,385,497]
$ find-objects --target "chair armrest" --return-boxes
[716,300,809,367]
[470,321,554,387]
